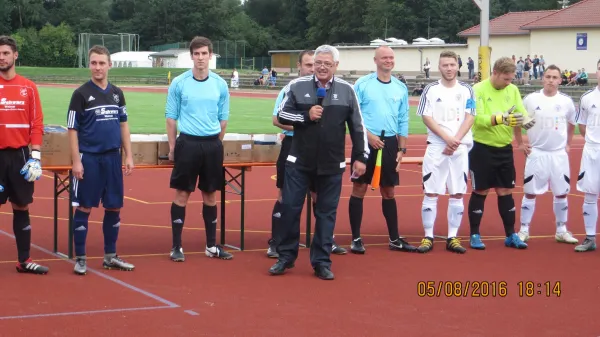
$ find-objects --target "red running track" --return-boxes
[0,131,598,336]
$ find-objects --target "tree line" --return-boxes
[0,0,580,68]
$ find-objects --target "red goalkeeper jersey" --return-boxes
[0,74,44,149]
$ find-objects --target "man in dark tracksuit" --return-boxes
[269,45,369,280]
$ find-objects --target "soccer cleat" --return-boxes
[74,257,87,275]
[517,230,530,242]
[332,239,347,255]
[470,234,486,250]
[575,238,596,252]
[103,255,135,271]
[267,239,279,258]
[504,233,528,249]
[170,246,185,262]
[350,238,366,254]
[555,231,578,244]
[389,237,417,252]
[446,237,467,254]
[417,237,434,253]
[205,245,233,260]
[16,258,49,275]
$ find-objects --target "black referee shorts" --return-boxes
[0,147,35,206]
[276,136,316,193]
[468,141,516,191]
[351,135,399,187]
[169,133,224,193]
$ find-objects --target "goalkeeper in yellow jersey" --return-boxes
[467,57,535,250]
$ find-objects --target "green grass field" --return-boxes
[17,66,256,79]
[38,87,426,134]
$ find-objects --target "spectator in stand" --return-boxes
[270,68,277,87]
[516,58,524,81]
[538,55,545,77]
[578,68,589,86]
[468,57,475,79]
[567,70,579,86]
[532,54,540,79]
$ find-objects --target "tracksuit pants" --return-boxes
[277,164,343,269]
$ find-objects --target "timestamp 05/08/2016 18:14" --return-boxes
[416,281,562,298]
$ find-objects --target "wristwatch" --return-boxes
[399,148,407,154]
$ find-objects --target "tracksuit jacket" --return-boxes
[277,75,369,175]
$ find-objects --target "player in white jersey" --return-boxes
[514,65,578,245]
[416,50,476,254]
[573,59,600,252]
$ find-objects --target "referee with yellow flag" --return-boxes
[348,46,417,254]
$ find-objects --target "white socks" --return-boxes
[447,198,464,238]
[583,194,598,238]
[421,196,464,239]
[553,197,568,234]
[421,196,438,238]
[519,196,536,233]
[520,196,570,234]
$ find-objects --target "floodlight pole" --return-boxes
[472,0,491,80]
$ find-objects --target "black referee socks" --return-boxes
[171,203,186,248]
[497,194,516,236]
[203,204,218,248]
[271,200,283,241]
[13,209,31,263]
[382,198,399,241]
[349,196,363,240]
[468,192,487,235]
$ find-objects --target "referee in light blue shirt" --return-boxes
[267,50,348,258]
[165,36,232,262]
[348,46,417,254]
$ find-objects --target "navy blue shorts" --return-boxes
[72,150,124,209]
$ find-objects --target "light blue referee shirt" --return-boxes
[165,70,230,136]
[353,73,409,137]
[273,88,293,136]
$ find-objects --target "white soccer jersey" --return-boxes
[577,87,600,145]
[416,80,476,146]
[522,90,577,151]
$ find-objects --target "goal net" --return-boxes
[77,33,140,68]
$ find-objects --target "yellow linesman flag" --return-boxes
[371,130,385,190]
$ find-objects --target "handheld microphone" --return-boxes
[317,87,326,106]
[316,87,326,123]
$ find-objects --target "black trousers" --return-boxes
[277,164,343,269]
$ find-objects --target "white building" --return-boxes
[269,39,466,76]
[111,51,154,68]
[148,48,219,69]
[457,0,599,77]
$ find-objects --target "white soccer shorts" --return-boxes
[577,144,600,195]
[522,148,571,195]
[422,144,469,195]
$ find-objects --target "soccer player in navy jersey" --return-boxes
[67,45,135,275]
[349,46,417,254]
[166,36,232,262]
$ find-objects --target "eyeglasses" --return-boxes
[314,61,335,68]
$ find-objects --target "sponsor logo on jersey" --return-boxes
[0,98,26,105]
[94,107,119,116]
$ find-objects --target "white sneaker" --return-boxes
[556,231,578,244]
[517,230,529,242]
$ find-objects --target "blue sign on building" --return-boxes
[577,33,587,50]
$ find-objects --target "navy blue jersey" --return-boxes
[66,81,127,153]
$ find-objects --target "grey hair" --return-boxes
[314,44,340,62]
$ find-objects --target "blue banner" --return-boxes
[577,33,587,50]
